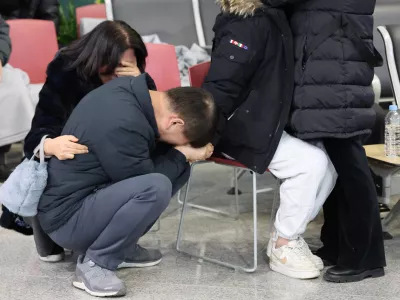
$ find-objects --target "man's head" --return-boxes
[151,87,218,148]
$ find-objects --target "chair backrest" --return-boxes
[7,19,58,84]
[105,0,198,47]
[76,4,107,36]
[145,43,181,91]
[373,2,400,98]
[377,25,400,106]
[188,61,211,88]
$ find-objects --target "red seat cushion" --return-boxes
[207,156,248,168]
[207,156,270,173]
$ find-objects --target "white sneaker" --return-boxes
[269,239,320,279]
[297,237,324,271]
[39,252,65,263]
[267,236,324,271]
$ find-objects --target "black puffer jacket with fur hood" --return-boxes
[203,0,294,173]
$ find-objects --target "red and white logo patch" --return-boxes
[230,39,248,50]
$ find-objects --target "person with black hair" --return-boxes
[23,20,154,263]
[38,78,217,297]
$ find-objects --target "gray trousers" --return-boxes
[48,173,173,270]
[28,167,190,262]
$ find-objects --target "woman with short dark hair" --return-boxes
[24,20,157,263]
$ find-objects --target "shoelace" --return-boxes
[297,238,312,255]
[285,243,310,261]
[88,261,114,280]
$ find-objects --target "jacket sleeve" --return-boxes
[24,79,67,157]
[202,18,267,145]
[0,15,11,66]
[36,0,60,33]
[91,114,189,185]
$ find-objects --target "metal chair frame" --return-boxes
[176,160,279,273]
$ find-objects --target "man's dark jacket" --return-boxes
[266,0,382,139]
[38,75,188,233]
[203,0,294,174]
[24,53,157,158]
[0,14,11,66]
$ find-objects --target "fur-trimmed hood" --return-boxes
[216,0,264,17]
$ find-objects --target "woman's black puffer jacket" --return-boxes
[266,0,382,140]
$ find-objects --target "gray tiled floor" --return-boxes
[1,151,400,299]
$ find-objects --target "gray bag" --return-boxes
[0,136,48,217]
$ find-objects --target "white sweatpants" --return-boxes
[269,131,337,240]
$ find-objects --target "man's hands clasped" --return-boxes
[175,143,214,163]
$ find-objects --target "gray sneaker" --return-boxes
[118,244,162,269]
[72,255,126,297]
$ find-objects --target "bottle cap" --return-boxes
[389,105,398,111]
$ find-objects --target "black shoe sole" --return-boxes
[323,268,385,283]
[322,259,336,267]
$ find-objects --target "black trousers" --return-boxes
[319,138,386,269]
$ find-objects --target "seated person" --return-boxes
[0,13,12,180]
[0,13,34,235]
[37,75,217,297]
[203,0,337,279]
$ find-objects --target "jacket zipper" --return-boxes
[302,36,308,71]
[302,12,312,72]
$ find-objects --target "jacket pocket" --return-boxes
[224,90,271,149]
[206,36,254,82]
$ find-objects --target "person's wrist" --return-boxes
[174,146,189,161]
[43,138,54,156]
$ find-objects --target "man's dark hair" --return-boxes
[166,87,218,148]
[60,20,147,82]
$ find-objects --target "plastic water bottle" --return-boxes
[385,105,400,157]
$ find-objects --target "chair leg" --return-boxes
[267,180,281,236]
[176,163,196,252]
[177,163,241,218]
[234,168,240,219]
[248,170,258,273]
[227,169,246,195]
[176,166,258,273]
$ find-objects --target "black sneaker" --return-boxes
[0,207,33,236]
[379,203,391,219]
[0,164,12,181]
